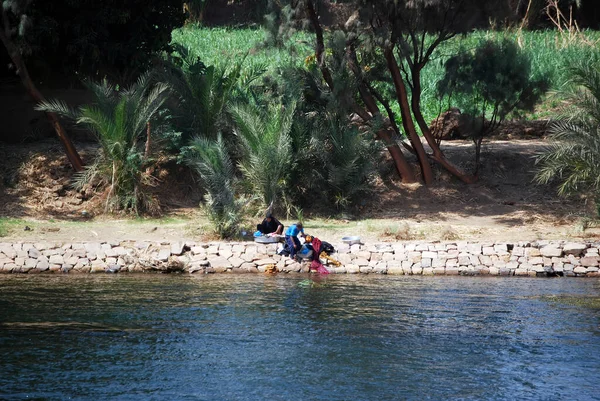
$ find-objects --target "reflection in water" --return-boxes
[0,275,599,400]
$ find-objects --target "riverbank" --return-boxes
[1,239,599,277]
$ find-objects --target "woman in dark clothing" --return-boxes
[257,213,284,235]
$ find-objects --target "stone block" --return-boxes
[388,266,403,275]
[467,244,482,255]
[422,251,437,259]
[359,266,373,274]
[157,249,171,262]
[529,257,544,265]
[228,257,245,269]
[540,246,562,258]
[445,267,459,275]
[581,257,599,267]
[433,267,445,275]
[525,248,541,257]
[514,268,529,276]
[482,246,494,255]
[48,255,64,265]
[346,264,360,274]
[446,259,458,268]
[573,266,588,274]
[411,264,423,275]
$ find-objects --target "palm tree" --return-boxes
[158,46,245,143]
[230,101,296,209]
[187,135,243,238]
[536,63,600,216]
[37,73,170,214]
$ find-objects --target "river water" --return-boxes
[0,275,599,400]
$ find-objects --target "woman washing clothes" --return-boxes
[285,222,304,259]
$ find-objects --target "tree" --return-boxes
[37,74,170,214]
[277,0,503,184]
[0,0,83,171]
[535,63,600,217]
[437,39,548,174]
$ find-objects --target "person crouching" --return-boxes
[285,222,304,259]
[257,213,284,235]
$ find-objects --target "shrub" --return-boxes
[187,135,244,238]
[535,63,600,217]
[437,39,548,174]
[37,73,170,214]
[230,101,296,209]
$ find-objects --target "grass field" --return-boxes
[172,26,600,122]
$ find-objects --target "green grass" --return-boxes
[0,218,28,237]
[172,26,600,123]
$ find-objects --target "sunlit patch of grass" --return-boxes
[0,218,29,237]
[172,26,600,123]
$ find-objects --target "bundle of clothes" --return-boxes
[278,232,336,274]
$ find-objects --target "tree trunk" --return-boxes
[384,47,434,185]
[346,46,416,183]
[410,68,476,184]
[0,27,84,172]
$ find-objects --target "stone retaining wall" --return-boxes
[0,240,599,277]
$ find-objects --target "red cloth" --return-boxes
[311,238,322,260]
[310,260,329,274]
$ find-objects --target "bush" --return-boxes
[37,73,170,214]
[187,135,244,238]
[230,101,296,209]
[535,63,600,217]
[438,39,548,173]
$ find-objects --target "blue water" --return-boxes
[0,275,599,400]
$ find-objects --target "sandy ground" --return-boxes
[1,139,599,243]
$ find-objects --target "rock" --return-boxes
[514,268,529,276]
[25,258,37,269]
[388,266,403,275]
[189,265,204,274]
[573,266,588,274]
[28,248,40,259]
[36,259,49,271]
[191,246,206,255]
[208,257,232,270]
[529,257,544,265]
[525,248,541,257]
[540,246,562,258]
[346,264,360,274]
[157,249,171,262]
[170,242,184,256]
[580,257,599,267]
[228,257,245,268]
[563,243,587,256]
[354,258,369,267]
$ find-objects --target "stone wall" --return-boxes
[0,240,599,277]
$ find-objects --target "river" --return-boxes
[1,275,599,400]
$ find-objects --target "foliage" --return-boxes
[172,25,600,123]
[37,73,170,214]
[438,39,548,172]
[305,114,378,210]
[157,45,245,146]
[536,63,600,216]
[187,135,244,238]
[230,101,296,209]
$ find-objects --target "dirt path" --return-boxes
[1,139,598,243]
